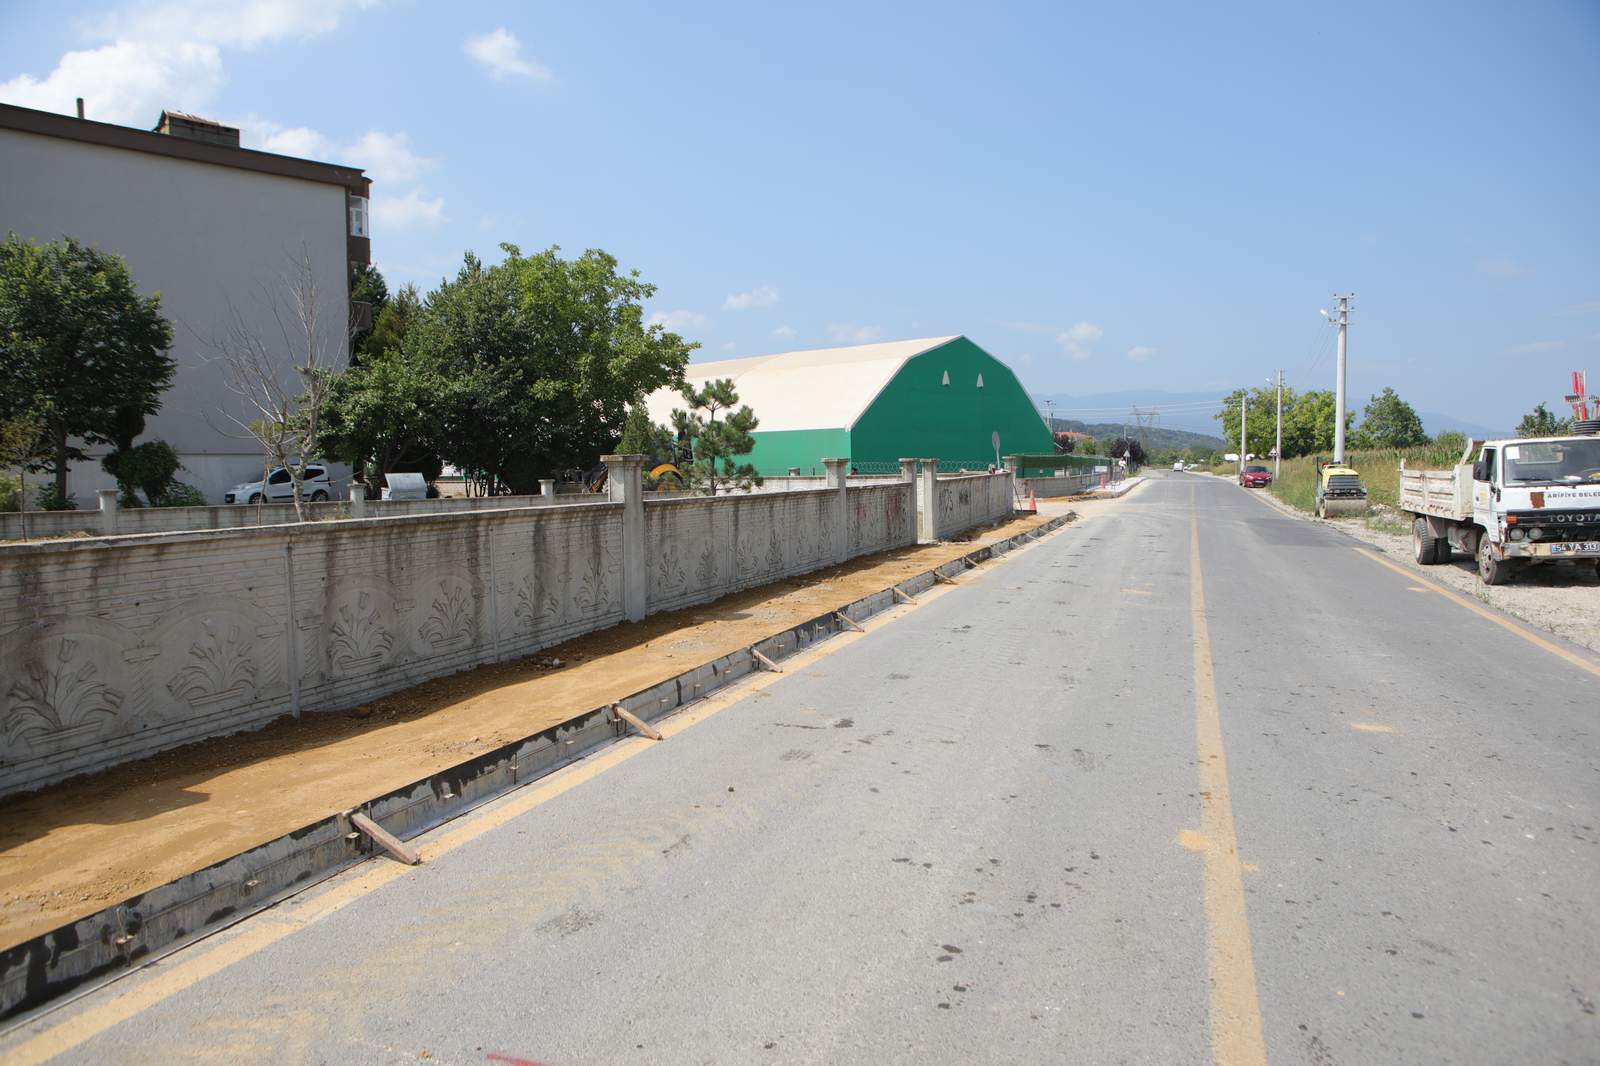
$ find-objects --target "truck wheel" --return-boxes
[1477,536,1512,586]
[1413,518,1440,564]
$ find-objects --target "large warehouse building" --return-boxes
[643,336,1053,475]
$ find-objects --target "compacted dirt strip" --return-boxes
[0,512,1063,949]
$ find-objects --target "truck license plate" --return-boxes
[1550,541,1600,555]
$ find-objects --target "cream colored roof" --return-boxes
[643,336,958,431]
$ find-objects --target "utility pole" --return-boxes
[1239,392,1247,476]
[1267,370,1283,479]
[1329,294,1353,463]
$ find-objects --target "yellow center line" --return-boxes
[1350,546,1600,680]
[1190,509,1268,1066]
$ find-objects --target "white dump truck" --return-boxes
[1400,427,1600,585]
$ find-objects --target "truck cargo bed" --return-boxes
[1399,464,1472,521]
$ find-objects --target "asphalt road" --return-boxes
[5,474,1597,1065]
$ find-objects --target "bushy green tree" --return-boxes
[1515,402,1572,438]
[349,263,390,360]
[0,234,175,502]
[318,344,443,497]
[101,439,180,506]
[1351,387,1428,448]
[1218,386,1354,459]
[401,245,694,495]
[671,378,761,494]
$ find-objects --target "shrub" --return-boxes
[156,481,207,508]
[101,440,181,506]
[34,484,77,510]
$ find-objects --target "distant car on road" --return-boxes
[1239,464,1272,488]
[226,463,333,504]
[1172,461,1184,471]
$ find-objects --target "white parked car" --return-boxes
[225,463,334,504]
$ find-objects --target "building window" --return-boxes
[976,373,985,388]
[349,196,369,238]
[941,370,950,386]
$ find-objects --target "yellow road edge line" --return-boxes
[4,522,1079,1064]
[1190,511,1268,1066]
[1350,546,1600,680]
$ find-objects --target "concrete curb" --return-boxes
[0,513,1072,1024]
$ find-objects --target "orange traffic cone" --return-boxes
[1028,487,1037,513]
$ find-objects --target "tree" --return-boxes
[318,345,442,497]
[0,234,175,504]
[1108,437,1146,466]
[1219,386,1355,459]
[0,415,41,511]
[349,263,389,360]
[670,378,762,494]
[403,244,695,495]
[1351,387,1427,448]
[101,440,180,506]
[362,284,418,361]
[318,284,437,497]
[1516,402,1572,438]
[211,245,346,519]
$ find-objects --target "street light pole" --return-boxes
[1266,371,1283,479]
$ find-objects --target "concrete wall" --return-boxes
[0,127,352,503]
[1018,473,1098,497]
[935,472,1014,538]
[0,491,602,541]
[0,468,954,797]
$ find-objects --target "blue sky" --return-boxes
[3,0,1596,431]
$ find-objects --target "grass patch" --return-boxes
[1258,444,1465,517]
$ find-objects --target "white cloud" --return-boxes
[346,130,434,184]
[647,310,709,333]
[1476,257,1529,278]
[771,325,798,339]
[464,28,551,82]
[253,123,332,159]
[372,188,445,229]
[1,41,224,126]
[827,323,882,344]
[1057,322,1103,360]
[724,285,779,310]
[1127,345,1157,362]
[1,0,373,125]
[240,120,443,229]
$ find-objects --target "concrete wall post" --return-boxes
[349,483,366,519]
[899,459,920,545]
[603,454,647,621]
[97,489,118,536]
[918,458,940,543]
[823,457,850,563]
[539,478,555,501]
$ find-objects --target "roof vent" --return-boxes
[153,110,240,148]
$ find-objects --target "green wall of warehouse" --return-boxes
[743,427,852,476]
[848,337,1053,470]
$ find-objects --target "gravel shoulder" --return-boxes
[1211,473,1600,653]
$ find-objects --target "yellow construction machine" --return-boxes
[1314,460,1369,518]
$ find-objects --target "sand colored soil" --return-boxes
[0,512,1066,949]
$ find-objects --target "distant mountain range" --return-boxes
[1031,390,1233,438]
[1049,418,1225,453]
[1032,390,1515,443]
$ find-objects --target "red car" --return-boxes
[1239,464,1272,488]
